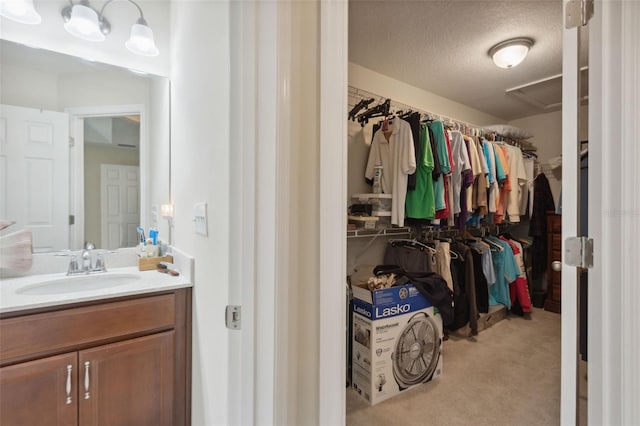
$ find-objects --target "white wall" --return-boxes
[170,1,231,424]
[0,64,58,110]
[1,64,151,110]
[0,0,170,76]
[509,105,588,204]
[58,71,151,108]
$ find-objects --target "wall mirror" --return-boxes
[0,39,170,252]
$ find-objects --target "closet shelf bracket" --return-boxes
[347,227,412,239]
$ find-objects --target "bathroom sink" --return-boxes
[16,273,141,296]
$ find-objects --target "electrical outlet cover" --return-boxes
[193,202,208,236]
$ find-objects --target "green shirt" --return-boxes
[405,124,435,219]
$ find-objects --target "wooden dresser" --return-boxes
[544,213,562,313]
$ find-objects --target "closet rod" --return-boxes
[348,85,500,138]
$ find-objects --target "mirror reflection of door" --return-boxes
[83,116,140,249]
[0,104,69,252]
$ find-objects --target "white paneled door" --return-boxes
[0,104,69,252]
[100,164,140,250]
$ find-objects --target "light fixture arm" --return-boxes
[99,0,147,24]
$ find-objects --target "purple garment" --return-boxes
[455,139,475,230]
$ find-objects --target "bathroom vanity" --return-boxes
[0,267,192,426]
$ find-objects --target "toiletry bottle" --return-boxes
[146,238,154,257]
[373,165,383,194]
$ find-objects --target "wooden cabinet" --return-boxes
[0,289,191,426]
[0,352,78,426]
[545,213,562,313]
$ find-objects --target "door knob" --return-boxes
[552,261,562,272]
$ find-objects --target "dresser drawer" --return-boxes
[1,294,175,364]
[548,214,562,233]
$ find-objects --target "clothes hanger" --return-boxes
[348,98,374,121]
[389,238,437,254]
[355,99,391,126]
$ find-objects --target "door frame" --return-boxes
[318,1,348,425]
[66,104,146,250]
[587,1,640,424]
[314,1,623,425]
[560,2,582,423]
[246,0,638,424]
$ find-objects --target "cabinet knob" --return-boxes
[552,261,562,272]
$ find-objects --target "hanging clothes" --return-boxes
[448,131,471,216]
[505,238,533,314]
[450,241,479,334]
[401,112,422,191]
[473,137,490,216]
[528,173,556,280]
[365,117,416,226]
[503,144,528,222]
[428,121,450,214]
[434,240,454,291]
[384,241,436,272]
[519,156,535,217]
[405,124,436,220]
[486,236,519,309]
[469,246,490,313]
[494,145,511,223]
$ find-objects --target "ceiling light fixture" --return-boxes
[61,0,159,56]
[0,0,42,24]
[488,38,534,69]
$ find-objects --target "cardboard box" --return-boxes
[351,283,443,405]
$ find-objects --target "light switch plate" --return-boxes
[193,202,208,236]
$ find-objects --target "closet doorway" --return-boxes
[342,1,588,424]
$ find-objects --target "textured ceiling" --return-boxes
[349,0,585,121]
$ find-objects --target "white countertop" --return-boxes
[0,246,194,314]
[0,266,192,314]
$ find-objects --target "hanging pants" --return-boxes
[509,277,532,313]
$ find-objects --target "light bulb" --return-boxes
[125,23,159,57]
[0,0,42,24]
[64,4,105,42]
[488,38,534,69]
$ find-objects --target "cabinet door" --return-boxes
[79,331,174,426]
[0,352,78,426]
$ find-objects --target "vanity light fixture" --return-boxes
[160,203,174,220]
[62,0,159,56]
[488,37,534,69]
[0,0,42,24]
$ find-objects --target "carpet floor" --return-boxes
[347,308,562,426]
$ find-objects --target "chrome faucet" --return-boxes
[80,243,95,272]
[65,243,108,275]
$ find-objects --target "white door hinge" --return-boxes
[565,236,594,269]
[225,305,241,330]
[69,136,75,147]
[566,0,594,29]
